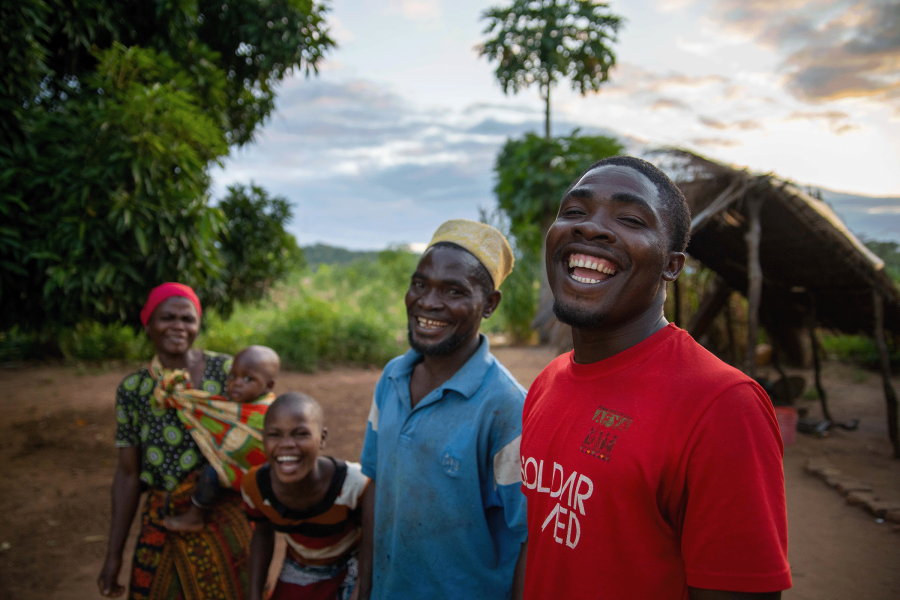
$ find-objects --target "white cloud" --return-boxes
[387,0,442,21]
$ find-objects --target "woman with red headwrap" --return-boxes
[98,283,251,600]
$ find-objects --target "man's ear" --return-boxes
[482,289,502,319]
[319,427,328,449]
[662,252,686,282]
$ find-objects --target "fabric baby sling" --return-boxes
[149,355,274,491]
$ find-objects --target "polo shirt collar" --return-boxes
[390,333,492,400]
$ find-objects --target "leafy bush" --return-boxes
[0,327,40,362]
[58,322,151,361]
[263,298,400,372]
[0,322,151,362]
[197,247,417,371]
[819,333,900,372]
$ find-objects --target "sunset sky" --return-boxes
[213,0,900,248]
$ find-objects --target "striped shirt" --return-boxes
[241,458,369,566]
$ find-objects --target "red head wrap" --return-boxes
[140,283,202,326]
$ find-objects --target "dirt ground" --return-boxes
[0,347,898,599]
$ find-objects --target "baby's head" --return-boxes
[227,345,280,403]
[263,392,327,484]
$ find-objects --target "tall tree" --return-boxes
[478,0,622,138]
[494,132,623,253]
[493,132,623,343]
[217,183,304,312]
[0,0,333,333]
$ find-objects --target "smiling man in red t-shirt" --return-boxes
[520,156,791,599]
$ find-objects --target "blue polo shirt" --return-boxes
[360,335,528,600]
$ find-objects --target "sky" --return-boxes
[212,0,900,249]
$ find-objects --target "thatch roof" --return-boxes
[657,149,900,336]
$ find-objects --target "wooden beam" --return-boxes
[873,291,900,458]
[690,177,749,233]
[687,276,731,340]
[744,197,763,378]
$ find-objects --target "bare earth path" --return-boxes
[0,348,897,599]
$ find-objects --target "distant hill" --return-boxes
[302,243,381,268]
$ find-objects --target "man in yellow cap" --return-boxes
[357,219,528,600]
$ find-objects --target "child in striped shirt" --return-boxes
[242,392,371,600]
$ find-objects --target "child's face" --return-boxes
[263,405,326,485]
[227,359,271,403]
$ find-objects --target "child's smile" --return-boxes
[263,406,326,486]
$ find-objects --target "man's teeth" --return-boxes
[417,317,449,329]
[567,254,617,275]
[572,274,601,284]
[277,456,300,463]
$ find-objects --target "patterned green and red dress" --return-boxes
[115,351,251,600]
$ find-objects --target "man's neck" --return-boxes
[572,311,669,365]
[410,333,482,408]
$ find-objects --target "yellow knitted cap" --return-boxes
[426,219,514,289]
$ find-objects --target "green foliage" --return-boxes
[819,333,900,372]
[0,0,50,143]
[495,253,541,343]
[3,0,335,146]
[263,298,398,372]
[200,247,420,371]
[218,183,305,314]
[58,322,151,361]
[488,132,622,341]
[494,132,623,255]
[1,0,334,335]
[0,327,41,362]
[479,0,622,136]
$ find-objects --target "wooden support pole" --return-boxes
[744,197,763,378]
[687,277,731,340]
[808,325,833,422]
[673,277,682,327]
[873,291,900,459]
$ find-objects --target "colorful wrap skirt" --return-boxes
[271,552,358,600]
[127,472,251,600]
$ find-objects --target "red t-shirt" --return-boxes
[521,324,791,598]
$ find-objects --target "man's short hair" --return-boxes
[429,241,495,299]
[567,156,691,252]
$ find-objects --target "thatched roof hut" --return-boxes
[533,148,900,456]
[655,149,900,457]
[659,149,900,339]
